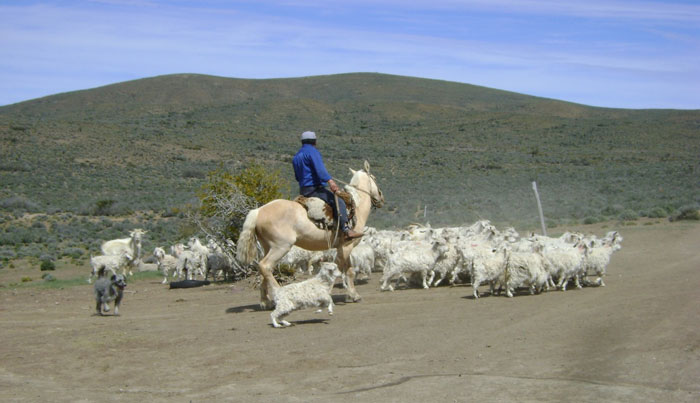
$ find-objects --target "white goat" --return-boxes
[205,252,235,281]
[270,262,342,328]
[89,251,133,283]
[343,242,375,288]
[504,241,549,297]
[380,238,449,291]
[100,229,146,276]
[101,228,146,256]
[277,246,317,275]
[153,247,180,284]
[428,237,462,287]
[308,249,337,275]
[582,231,623,286]
[187,237,210,277]
[171,243,185,258]
[461,243,508,299]
[176,250,205,280]
[542,241,589,291]
[206,238,224,254]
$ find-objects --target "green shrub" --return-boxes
[670,206,700,221]
[0,196,41,212]
[17,244,44,258]
[619,209,638,221]
[40,260,56,271]
[197,162,286,241]
[182,169,206,179]
[62,247,84,259]
[94,199,116,216]
[602,204,624,216]
[0,247,17,261]
[646,207,668,218]
[21,277,32,282]
[583,216,598,225]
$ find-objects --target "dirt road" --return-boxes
[1,220,698,402]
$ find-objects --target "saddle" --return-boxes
[294,190,356,231]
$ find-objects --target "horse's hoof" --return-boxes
[345,294,362,303]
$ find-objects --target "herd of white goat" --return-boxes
[385,220,623,298]
[244,219,623,299]
[91,219,622,300]
[89,229,237,284]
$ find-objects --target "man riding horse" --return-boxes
[292,131,364,241]
[236,138,384,309]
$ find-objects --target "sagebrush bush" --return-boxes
[62,247,84,259]
[40,260,56,271]
[0,247,17,261]
[17,244,44,258]
[583,216,599,225]
[39,253,54,261]
[646,207,668,218]
[619,209,638,221]
[0,196,41,212]
[670,206,700,221]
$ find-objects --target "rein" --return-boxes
[330,193,341,248]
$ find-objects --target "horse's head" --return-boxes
[349,160,384,208]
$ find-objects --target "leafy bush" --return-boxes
[0,247,17,261]
[618,209,638,221]
[0,196,41,212]
[583,216,600,225]
[182,169,206,179]
[39,254,55,262]
[195,162,286,241]
[670,206,700,221]
[17,244,44,258]
[602,204,624,216]
[94,199,116,216]
[40,260,56,271]
[646,207,668,219]
[62,247,84,259]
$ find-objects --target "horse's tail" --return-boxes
[236,208,259,265]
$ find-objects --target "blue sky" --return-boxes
[1,0,699,109]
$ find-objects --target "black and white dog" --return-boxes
[94,269,127,316]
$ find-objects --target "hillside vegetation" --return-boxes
[0,73,698,263]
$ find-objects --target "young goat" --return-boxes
[583,231,623,286]
[88,251,132,283]
[270,262,342,328]
[153,247,180,284]
[380,238,449,291]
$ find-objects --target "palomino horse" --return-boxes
[236,160,384,309]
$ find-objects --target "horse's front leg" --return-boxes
[337,254,362,302]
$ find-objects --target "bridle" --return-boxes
[336,172,384,208]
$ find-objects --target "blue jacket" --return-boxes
[292,144,332,188]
